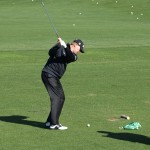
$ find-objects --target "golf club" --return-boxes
[41,0,60,38]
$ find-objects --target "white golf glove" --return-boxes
[58,38,67,48]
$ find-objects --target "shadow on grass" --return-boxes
[97,131,150,145]
[0,115,46,129]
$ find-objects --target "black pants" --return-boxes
[41,72,65,125]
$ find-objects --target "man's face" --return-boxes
[70,42,80,54]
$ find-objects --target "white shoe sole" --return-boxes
[50,125,68,130]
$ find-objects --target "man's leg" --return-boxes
[41,72,52,123]
[41,72,65,125]
[47,77,65,125]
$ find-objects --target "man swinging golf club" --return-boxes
[41,38,84,130]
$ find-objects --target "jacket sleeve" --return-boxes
[48,43,60,58]
[65,44,78,63]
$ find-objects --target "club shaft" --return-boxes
[41,1,59,38]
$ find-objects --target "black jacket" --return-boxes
[42,43,77,79]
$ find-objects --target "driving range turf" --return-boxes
[0,0,150,149]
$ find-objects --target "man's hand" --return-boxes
[58,38,67,48]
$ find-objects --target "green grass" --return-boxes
[0,0,150,150]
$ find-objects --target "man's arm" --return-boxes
[48,43,60,58]
[58,38,77,62]
[65,44,77,63]
[49,38,66,58]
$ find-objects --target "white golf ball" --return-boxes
[127,116,130,120]
[96,2,99,4]
[79,12,82,15]
[131,12,134,15]
[73,24,75,26]
[137,17,139,20]
[87,124,90,127]
[116,1,118,3]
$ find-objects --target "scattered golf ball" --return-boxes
[119,127,123,129]
[96,2,99,4]
[140,13,143,16]
[32,0,34,2]
[87,124,90,127]
[116,1,118,3]
[131,12,134,15]
[137,17,139,20]
[73,24,75,26]
[131,5,134,8]
[79,12,82,15]
[127,116,130,120]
